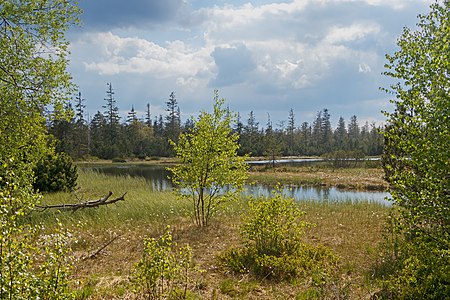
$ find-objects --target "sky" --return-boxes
[67,0,432,129]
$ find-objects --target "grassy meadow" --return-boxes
[35,168,391,299]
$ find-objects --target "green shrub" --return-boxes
[132,226,198,299]
[219,191,338,281]
[0,169,74,300]
[33,152,78,192]
[374,214,450,299]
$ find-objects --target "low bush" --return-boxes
[219,190,338,281]
[373,214,450,299]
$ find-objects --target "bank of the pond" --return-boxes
[77,158,388,192]
[248,165,387,191]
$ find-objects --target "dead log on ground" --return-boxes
[36,191,127,212]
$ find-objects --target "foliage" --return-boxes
[33,152,78,192]
[132,226,197,299]
[379,1,450,298]
[169,92,249,227]
[375,216,450,299]
[219,190,338,281]
[1,166,74,299]
[0,0,79,298]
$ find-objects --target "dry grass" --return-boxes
[249,165,387,191]
[35,168,390,299]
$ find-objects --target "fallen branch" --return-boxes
[36,191,127,212]
[84,234,121,260]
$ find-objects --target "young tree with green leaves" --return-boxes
[169,92,248,227]
[379,1,450,298]
[0,1,79,298]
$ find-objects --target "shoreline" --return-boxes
[76,158,387,192]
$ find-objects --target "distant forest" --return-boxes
[50,84,384,160]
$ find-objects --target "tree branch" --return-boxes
[36,191,127,212]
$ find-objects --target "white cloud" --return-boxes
[81,32,214,80]
[325,23,381,44]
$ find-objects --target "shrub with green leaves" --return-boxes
[33,152,78,192]
[1,165,74,299]
[219,191,338,281]
[378,1,450,298]
[132,226,197,299]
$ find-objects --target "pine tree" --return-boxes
[73,91,89,158]
[102,83,121,157]
[90,111,107,158]
[334,116,347,151]
[286,108,296,155]
[347,115,360,151]
[321,108,333,153]
[311,110,323,154]
[127,105,138,124]
[298,121,311,155]
[145,103,152,128]
[165,92,181,143]
[75,91,86,125]
[264,113,282,167]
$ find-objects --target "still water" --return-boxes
[80,164,390,205]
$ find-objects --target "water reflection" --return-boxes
[243,185,390,205]
[80,164,390,205]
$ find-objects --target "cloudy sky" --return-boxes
[67,0,432,128]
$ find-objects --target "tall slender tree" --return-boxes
[73,92,89,158]
[321,108,333,153]
[334,116,347,151]
[102,83,121,157]
[75,92,86,124]
[286,108,296,155]
[165,91,181,143]
[347,115,360,151]
[145,103,152,128]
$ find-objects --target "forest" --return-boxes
[50,85,384,160]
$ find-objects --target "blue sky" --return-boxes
[67,0,432,128]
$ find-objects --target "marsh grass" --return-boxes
[33,169,191,228]
[34,169,391,299]
[249,165,387,191]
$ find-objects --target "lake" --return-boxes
[80,164,391,205]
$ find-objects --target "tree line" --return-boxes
[50,85,384,160]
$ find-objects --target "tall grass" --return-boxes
[32,169,191,229]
